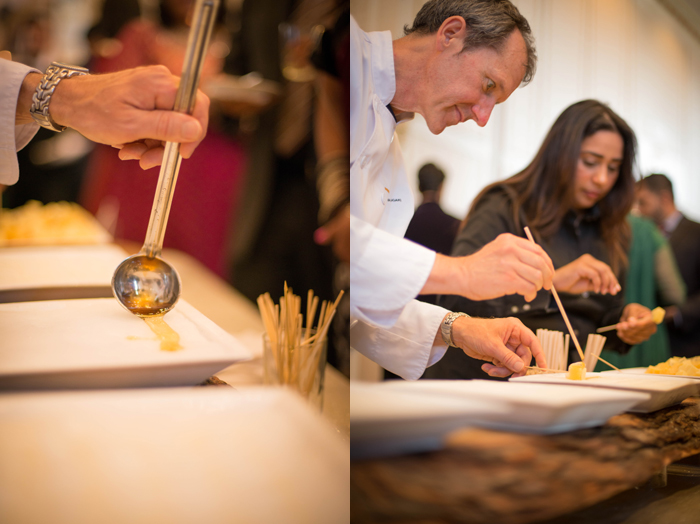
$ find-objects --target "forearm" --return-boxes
[420,253,465,296]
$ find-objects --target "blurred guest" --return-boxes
[79,0,246,279]
[599,213,686,369]
[228,0,338,314]
[86,0,141,64]
[636,173,700,357]
[427,100,657,380]
[310,4,350,376]
[404,162,460,305]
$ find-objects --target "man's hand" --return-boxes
[616,303,656,345]
[449,315,547,377]
[553,253,621,295]
[48,65,209,169]
[423,233,555,302]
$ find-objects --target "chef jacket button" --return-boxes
[511,306,519,313]
[523,304,531,311]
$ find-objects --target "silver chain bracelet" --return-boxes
[30,62,89,132]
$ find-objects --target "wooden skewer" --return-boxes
[596,324,618,333]
[524,227,586,363]
[526,366,564,375]
[596,354,620,371]
[524,228,621,372]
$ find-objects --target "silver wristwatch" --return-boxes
[30,62,89,132]
[440,312,468,347]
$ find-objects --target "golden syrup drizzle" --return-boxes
[142,315,182,352]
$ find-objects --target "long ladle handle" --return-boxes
[142,0,219,258]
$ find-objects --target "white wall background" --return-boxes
[351,0,700,222]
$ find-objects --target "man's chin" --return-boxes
[426,121,449,135]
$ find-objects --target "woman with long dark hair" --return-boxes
[426,99,658,379]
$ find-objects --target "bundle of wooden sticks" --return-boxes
[257,284,344,397]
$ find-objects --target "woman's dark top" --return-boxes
[425,187,630,380]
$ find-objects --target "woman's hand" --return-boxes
[553,254,621,295]
[615,303,657,345]
[450,315,547,378]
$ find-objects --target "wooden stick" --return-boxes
[524,227,586,363]
[596,354,620,371]
[596,324,618,333]
[526,366,564,375]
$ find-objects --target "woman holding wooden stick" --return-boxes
[427,100,658,380]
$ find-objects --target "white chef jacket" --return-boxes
[0,58,40,185]
[350,16,449,380]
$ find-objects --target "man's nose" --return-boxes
[472,99,495,127]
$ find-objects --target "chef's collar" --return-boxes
[386,104,415,124]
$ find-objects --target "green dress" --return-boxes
[596,215,685,370]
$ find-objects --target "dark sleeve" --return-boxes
[670,219,700,331]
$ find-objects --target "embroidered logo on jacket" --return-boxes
[381,187,402,205]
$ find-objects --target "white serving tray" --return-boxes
[511,372,699,412]
[0,298,251,389]
[352,380,647,457]
[0,388,348,524]
[0,244,128,302]
[603,367,700,381]
[351,382,507,458]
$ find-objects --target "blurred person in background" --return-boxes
[309,4,349,375]
[227,0,345,370]
[85,0,141,64]
[79,0,246,279]
[426,100,657,380]
[597,212,686,369]
[404,162,461,305]
[636,173,700,357]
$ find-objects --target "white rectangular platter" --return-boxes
[0,388,348,524]
[602,367,700,381]
[0,297,252,389]
[351,380,647,457]
[351,382,508,458]
[0,244,128,302]
[511,372,699,412]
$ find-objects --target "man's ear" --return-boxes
[436,16,467,51]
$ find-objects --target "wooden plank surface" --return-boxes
[351,397,700,524]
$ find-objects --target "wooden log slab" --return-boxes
[351,398,700,524]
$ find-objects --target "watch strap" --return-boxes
[440,312,468,347]
[30,62,89,132]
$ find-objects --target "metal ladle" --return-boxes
[112,0,219,317]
